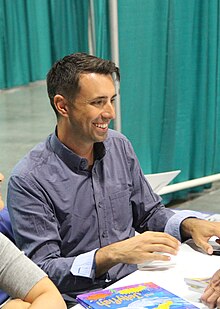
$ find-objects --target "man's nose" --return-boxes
[102,102,116,119]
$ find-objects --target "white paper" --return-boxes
[145,170,181,193]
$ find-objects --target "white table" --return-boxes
[72,240,220,308]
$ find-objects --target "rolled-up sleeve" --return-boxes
[70,249,98,279]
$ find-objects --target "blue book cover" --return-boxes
[76,282,199,308]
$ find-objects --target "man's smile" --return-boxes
[93,123,108,129]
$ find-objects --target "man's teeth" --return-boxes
[94,123,108,129]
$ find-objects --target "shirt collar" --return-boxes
[49,129,106,173]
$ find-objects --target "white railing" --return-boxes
[158,173,220,195]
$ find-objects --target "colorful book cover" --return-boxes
[76,282,199,308]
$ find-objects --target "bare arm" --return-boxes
[95,231,180,277]
[24,277,66,309]
[2,277,66,309]
[2,299,30,309]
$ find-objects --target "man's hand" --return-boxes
[95,231,180,277]
[181,218,220,254]
[200,269,220,308]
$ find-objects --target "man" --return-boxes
[7,53,220,308]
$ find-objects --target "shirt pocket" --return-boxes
[109,189,132,231]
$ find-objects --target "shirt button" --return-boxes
[80,160,87,169]
[98,202,102,208]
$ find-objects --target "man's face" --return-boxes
[67,73,116,145]
[0,173,4,209]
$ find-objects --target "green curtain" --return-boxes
[0,0,89,89]
[117,0,220,200]
[92,0,111,59]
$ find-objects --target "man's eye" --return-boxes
[91,99,105,105]
[111,98,116,104]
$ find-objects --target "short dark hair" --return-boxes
[46,52,120,117]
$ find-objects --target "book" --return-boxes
[76,282,199,308]
[184,277,211,293]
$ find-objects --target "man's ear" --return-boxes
[54,95,69,117]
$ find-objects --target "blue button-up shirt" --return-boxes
[7,129,199,303]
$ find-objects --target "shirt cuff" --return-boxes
[70,249,98,279]
[164,210,205,241]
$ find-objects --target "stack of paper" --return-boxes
[184,277,211,293]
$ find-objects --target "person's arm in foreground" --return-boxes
[0,232,66,309]
[200,269,220,309]
[2,277,66,309]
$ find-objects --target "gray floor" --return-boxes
[168,182,220,214]
[1,82,220,214]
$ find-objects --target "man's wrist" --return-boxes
[180,217,200,240]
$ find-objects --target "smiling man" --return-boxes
[7,53,220,308]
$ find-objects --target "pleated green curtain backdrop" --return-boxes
[93,0,111,59]
[117,0,220,199]
[1,0,220,201]
[0,0,89,89]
